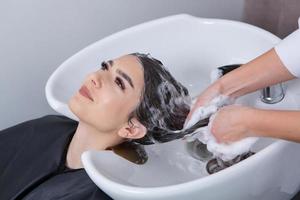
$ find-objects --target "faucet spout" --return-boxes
[260,83,285,104]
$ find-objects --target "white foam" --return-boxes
[184,95,232,129]
[184,95,257,161]
[210,68,223,83]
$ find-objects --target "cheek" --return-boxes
[93,93,138,128]
[97,95,133,119]
[89,100,133,131]
[69,88,140,131]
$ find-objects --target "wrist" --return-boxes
[197,81,223,105]
[241,107,258,137]
[244,108,272,138]
[218,76,239,100]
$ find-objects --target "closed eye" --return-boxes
[100,60,126,91]
[115,77,125,91]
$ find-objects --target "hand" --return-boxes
[209,105,255,143]
[186,82,221,121]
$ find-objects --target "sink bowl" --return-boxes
[46,14,300,200]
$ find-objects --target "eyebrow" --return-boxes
[108,60,134,89]
[117,69,134,89]
[108,60,114,67]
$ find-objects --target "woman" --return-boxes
[0,53,204,200]
[186,18,300,144]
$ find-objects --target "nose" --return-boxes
[89,72,102,88]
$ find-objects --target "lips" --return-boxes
[79,85,94,101]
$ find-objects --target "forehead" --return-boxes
[113,55,144,89]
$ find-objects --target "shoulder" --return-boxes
[31,115,78,128]
[33,114,77,127]
[0,114,77,138]
[31,114,78,137]
[2,114,76,129]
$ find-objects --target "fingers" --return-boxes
[186,98,205,120]
[209,107,229,143]
[220,132,242,143]
[208,112,222,142]
[209,105,252,143]
[185,94,219,125]
[184,106,204,129]
[186,85,220,119]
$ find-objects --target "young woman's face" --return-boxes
[68,55,145,133]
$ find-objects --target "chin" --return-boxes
[68,95,82,119]
[68,95,94,125]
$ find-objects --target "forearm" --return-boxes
[216,48,295,99]
[248,109,300,143]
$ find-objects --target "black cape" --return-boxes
[0,115,113,200]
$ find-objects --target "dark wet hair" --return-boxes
[128,53,208,145]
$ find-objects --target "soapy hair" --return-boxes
[128,53,208,145]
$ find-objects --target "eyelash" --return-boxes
[101,61,109,70]
[100,61,126,91]
[115,77,125,90]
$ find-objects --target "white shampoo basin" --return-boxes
[46,14,300,200]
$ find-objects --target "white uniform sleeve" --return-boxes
[274,18,300,78]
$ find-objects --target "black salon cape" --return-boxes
[0,115,113,200]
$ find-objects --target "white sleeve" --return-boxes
[274,18,300,78]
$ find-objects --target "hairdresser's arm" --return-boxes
[212,105,300,143]
[218,48,295,98]
[189,19,300,119]
[187,48,295,120]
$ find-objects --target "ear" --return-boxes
[118,118,147,139]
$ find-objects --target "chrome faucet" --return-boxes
[260,83,285,104]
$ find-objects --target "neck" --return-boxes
[66,121,124,169]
